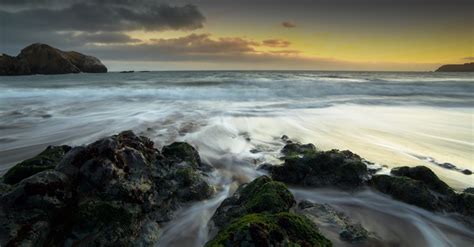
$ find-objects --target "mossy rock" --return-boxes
[76,200,138,227]
[451,192,474,217]
[281,143,316,156]
[210,176,296,230]
[370,175,438,210]
[3,145,71,185]
[240,176,295,214]
[272,148,368,189]
[174,167,214,202]
[206,212,332,247]
[391,166,453,195]
[162,142,201,168]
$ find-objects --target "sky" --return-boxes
[0,0,473,71]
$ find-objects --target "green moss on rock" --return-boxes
[3,145,71,185]
[76,200,138,227]
[390,166,453,195]
[206,213,332,247]
[162,142,201,168]
[272,147,368,189]
[370,175,438,210]
[210,176,296,230]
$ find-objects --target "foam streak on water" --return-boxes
[0,71,473,246]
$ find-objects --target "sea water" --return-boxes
[0,71,473,246]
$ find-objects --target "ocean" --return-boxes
[1,71,473,246]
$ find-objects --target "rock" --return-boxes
[0,131,213,246]
[435,62,474,72]
[205,212,331,247]
[3,145,71,185]
[0,43,107,76]
[0,170,74,246]
[0,53,31,75]
[371,166,474,225]
[370,175,439,210]
[464,188,474,194]
[462,169,472,175]
[209,176,295,231]
[450,192,474,217]
[162,142,202,169]
[390,166,453,195]
[272,144,368,189]
[297,200,371,243]
[62,51,108,73]
[206,176,331,247]
[281,142,316,156]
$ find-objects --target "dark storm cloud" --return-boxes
[0,0,206,55]
[281,22,296,28]
[1,3,205,32]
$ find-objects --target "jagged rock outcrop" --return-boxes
[435,62,474,72]
[0,43,107,75]
[0,131,213,246]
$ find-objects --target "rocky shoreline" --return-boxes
[0,131,472,246]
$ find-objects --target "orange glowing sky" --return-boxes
[1,0,473,71]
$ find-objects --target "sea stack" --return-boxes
[0,43,107,75]
[435,62,474,72]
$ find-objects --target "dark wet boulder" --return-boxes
[0,43,107,76]
[464,188,474,194]
[209,176,295,230]
[370,175,439,211]
[205,212,332,247]
[0,171,74,246]
[3,145,71,185]
[390,166,453,195]
[272,144,368,189]
[462,169,472,175]
[281,142,316,156]
[371,166,474,225]
[0,131,213,246]
[297,200,373,244]
[162,142,202,168]
[450,192,474,217]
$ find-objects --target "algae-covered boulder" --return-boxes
[271,143,368,189]
[162,142,202,168]
[390,166,453,195]
[3,145,71,185]
[370,175,439,210]
[0,131,214,246]
[206,212,332,247]
[209,176,295,230]
[371,166,474,223]
[207,176,332,246]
